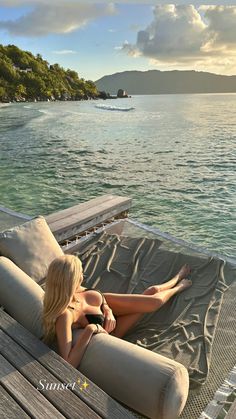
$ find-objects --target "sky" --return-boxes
[1,1,236,81]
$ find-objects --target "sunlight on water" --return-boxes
[0,94,235,258]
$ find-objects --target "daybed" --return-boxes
[0,207,189,419]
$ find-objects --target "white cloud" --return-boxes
[0,1,117,37]
[123,5,208,61]
[53,49,77,54]
[203,5,236,45]
[123,5,236,74]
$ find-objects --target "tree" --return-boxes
[0,44,99,102]
[15,84,27,100]
[0,86,7,100]
[0,58,16,82]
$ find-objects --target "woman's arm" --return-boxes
[56,310,105,368]
[102,297,117,333]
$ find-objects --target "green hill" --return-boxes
[95,69,236,95]
[0,44,98,102]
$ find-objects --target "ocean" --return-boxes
[0,94,235,259]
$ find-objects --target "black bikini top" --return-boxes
[69,288,105,327]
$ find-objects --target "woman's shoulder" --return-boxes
[56,308,73,326]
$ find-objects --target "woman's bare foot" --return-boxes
[176,264,191,283]
[143,264,191,294]
[174,278,192,293]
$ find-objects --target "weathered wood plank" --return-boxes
[45,195,117,224]
[45,196,132,240]
[48,210,131,244]
[60,207,129,246]
[0,384,30,419]
[0,310,135,419]
[0,354,65,419]
[0,329,101,419]
[225,399,236,418]
[47,196,132,234]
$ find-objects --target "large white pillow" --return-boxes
[0,216,63,283]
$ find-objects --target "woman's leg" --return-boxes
[144,264,191,294]
[104,264,191,316]
[110,279,192,338]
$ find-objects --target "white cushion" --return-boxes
[0,216,63,283]
[73,329,189,419]
[0,256,44,338]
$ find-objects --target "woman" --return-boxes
[43,254,191,368]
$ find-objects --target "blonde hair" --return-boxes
[43,254,83,343]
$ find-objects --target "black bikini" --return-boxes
[69,288,105,327]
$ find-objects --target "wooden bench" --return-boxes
[45,195,132,244]
[0,309,135,419]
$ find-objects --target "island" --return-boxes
[95,69,236,95]
[0,44,101,102]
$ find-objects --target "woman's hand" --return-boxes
[103,308,116,334]
[88,324,108,335]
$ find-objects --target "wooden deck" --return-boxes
[225,399,236,419]
[0,309,135,419]
[45,195,132,244]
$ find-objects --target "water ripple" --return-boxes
[0,96,236,259]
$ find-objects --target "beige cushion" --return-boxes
[0,216,63,283]
[73,330,189,419]
[0,257,44,338]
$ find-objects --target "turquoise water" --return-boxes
[0,94,236,258]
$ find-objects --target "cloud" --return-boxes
[0,1,116,37]
[123,5,236,73]
[202,5,236,45]
[123,5,208,61]
[53,49,77,55]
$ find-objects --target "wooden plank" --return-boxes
[0,329,101,419]
[49,197,131,243]
[45,195,116,224]
[47,196,132,233]
[0,354,66,419]
[58,205,129,245]
[225,399,236,418]
[0,384,30,418]
[0,310,135,419]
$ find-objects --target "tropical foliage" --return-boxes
[0,44,99,102]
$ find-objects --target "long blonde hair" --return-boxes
[43,254,83,343]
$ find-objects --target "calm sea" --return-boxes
[0,94,235,258]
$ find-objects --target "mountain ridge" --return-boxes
[95,69,236,95]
